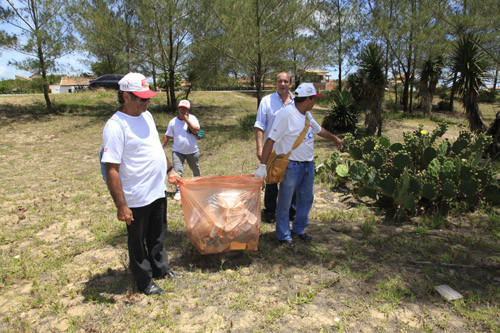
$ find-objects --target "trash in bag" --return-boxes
[175,174,264,255]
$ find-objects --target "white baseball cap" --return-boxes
[178,99,190,109]
[294,83,324,98]
[119,73,157,99]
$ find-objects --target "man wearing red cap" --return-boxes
[101,72,182,295]
[161,99,201,201]
[254,83,343,248]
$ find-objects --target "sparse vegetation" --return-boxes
[0,91,498,332]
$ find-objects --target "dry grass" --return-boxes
[0,91,499,332]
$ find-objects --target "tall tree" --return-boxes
[316,0,358,92]
[451,33,490,133]
[1,0,76,112]
[192,0,317,107]
[359,42,386,136]
[364,0,448,113]
[419,55,443,116]
[138,0,190,112]
[71,0,138,76]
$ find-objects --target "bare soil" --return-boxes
[0,91,498,332]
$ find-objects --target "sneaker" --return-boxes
[174,192,181,201]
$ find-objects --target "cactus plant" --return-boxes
[393,153,411,171]
[318,124,498,219]
[350,161,367,181]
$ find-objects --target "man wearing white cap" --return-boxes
[254,83,344,248]
[162,99,201,200]
[101,72,182,296]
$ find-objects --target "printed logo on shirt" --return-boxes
[304,125,314,140]
[104,148,108,152]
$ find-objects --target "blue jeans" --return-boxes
[276,161,314,241]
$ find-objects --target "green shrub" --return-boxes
[436,85,449,100]
[436,101,451,111]
[324,125,499,220]
[321,90,360,132]
[478,89,497,103]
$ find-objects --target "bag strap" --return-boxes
[110,114,127,143]
[285,115,310,158]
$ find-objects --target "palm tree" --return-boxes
[419,55,444,117]
[359,43,386,136]
[451,33,490,133]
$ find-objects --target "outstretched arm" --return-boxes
[318,127,344,149]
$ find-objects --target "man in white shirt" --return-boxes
[254,72,295,223]
[101,72,182,296]
[162,99,201,200]
[254,83,344,248]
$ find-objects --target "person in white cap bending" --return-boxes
[101,72,182,296]
[254,83,344,248]
[162,99,201,200]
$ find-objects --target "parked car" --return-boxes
[88,74,124,89]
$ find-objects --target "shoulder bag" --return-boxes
[265,116,310,184]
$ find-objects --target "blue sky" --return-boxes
[0,49,90,80]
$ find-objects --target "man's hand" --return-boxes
[334,137,345,149]
[256,148,263,163]
[168,168,181,184]
[117,205,134,225]
[254,163,267,179]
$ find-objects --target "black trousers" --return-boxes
[127,196,169,291]
[264,183,296,218]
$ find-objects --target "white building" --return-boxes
[50,77,90,94]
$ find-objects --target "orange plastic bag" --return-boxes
[175,174,264,255]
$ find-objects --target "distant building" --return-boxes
[303,69,336,91]
[15,75,31,81]
[49,77,89,94]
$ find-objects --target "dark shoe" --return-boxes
[264,213,276,223]
[141,282,163,295]
[279,239,295,248]
[292,232,312,243]
[164,268,183,279]
[155,268,183,279]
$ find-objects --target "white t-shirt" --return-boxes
[254,91,294,141]
[166,115,200,154]
[101,111,167,208]
[269,105,321,162]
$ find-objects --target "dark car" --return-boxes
[89,74,124,89]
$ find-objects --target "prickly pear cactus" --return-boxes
[318,124,498,220]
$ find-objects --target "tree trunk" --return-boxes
[37,39,52,112]
[409,75,414,113]
[465,98,486,133]
[449,72,457,112]
[168,26,177,113]
[337,0,342,92]
[402,72,410,111]
[493,65,498,92]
